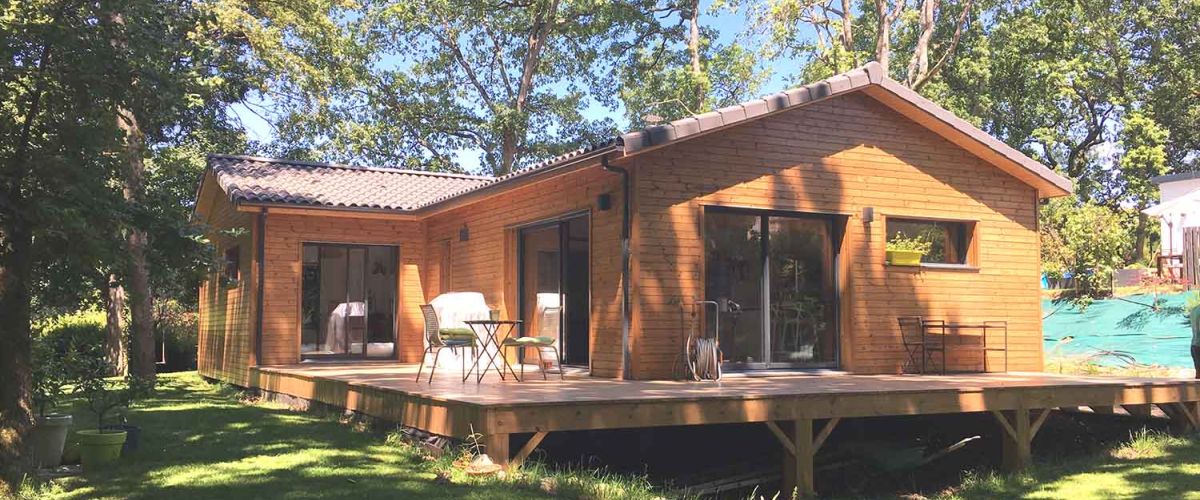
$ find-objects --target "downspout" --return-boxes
[254,208,266,366]
[602,154,633,379]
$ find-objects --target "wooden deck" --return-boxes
[250,362,1200,496]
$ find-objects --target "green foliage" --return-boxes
[886,232,933,254]
[1041,196,1134,304]
[30,339,69,418]
[68,355,150,432]
[33,310,107,364]
[156,299,199,372]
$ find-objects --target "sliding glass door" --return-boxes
[519,214,590,366]
[301,243,398,360]
[704,209,838,369]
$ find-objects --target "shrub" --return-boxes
[31,339,69,417]
[69,349,152,431]
[34,309,106,366]
[886,232,933,254]
[156,299,198,372]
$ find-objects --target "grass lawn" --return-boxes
[14,371,1200,499]
[939,430,1200,500]
[21,372,660,500]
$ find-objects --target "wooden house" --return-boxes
[194,62,1072,386]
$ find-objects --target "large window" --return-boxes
[704,208,839,369]
[885,218,974,265]
[300,244,398,359]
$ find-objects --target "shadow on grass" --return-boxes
[51,373,545,500]
[947,433,1200,500]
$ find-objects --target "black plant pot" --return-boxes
[100,424,141,456]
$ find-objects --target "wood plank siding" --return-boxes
[628,91,1042,378]
[259,214,426,365]
[198,88,1051,382]
[196,171,257,385]
[423,167,625,378]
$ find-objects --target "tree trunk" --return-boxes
[103,275,128,376]
[0,217,34,486]
[499,0,560,175]
[873,0,905,73]
[840,0,855,65]
[117,106,157,384]
[687,0,703,111]
[906,0,937,87]
[0,34,52,487]
[1132,211,1149,265]
[107,9,156,383]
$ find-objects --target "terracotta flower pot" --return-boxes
[27,414,73,468]
[76,429,127,470]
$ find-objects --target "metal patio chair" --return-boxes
[415,304,477,383]
[898,316,945,374]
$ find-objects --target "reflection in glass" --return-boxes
[769,217,836,365]
[300,243,397,359]
[704,212,764,365]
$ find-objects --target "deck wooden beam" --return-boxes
[813,417,841,452]
[994,408,1032,472]
[779,419,816,498]
[1159,402,1199,434]
[510,431,549,469]
[765,421,795,456]
[771,417,840,498]
[483,433,510,467]
[1030,408,1052,438]
[1122,404,1153,418]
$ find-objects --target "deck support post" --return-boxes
[1158,402,1199,434]
[510,431,549,469]
[483,433,510,467]
[768,418,839,498]
[993,407,1040,472]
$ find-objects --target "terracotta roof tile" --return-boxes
[209,154,491,211]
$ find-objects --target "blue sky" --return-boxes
[228,1,809,173]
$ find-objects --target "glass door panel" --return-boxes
[365,246,398,358]
[345,247,367,355]
[562,217,590,365]
[301,247,321,353]
[768,217,836,366]
[521,225,562,344]
[301,243,398,359]
[704,212,765,366]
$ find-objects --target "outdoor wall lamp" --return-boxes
[459,224,470,242]
[862,207,875,224]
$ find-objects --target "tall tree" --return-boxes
[738,0,972,86]
[619,0,767,126]
[263,0,676,175]
[0,0,119,482]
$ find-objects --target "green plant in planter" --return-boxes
[28,339,73,468]
[886,232,932,265]
[68,350,151,470]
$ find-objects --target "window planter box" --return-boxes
[886,249,924,266]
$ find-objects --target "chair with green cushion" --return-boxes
[416,304,477,383]
[501,335,563,380]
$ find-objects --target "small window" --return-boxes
[885,218,974,265]
[222,246,240,283]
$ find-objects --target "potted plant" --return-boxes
[70,353,145,470]
[26,340,72,468]
[886,232,932,266]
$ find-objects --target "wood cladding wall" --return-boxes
[628,91,1043,378]
[424,167,625,378]
[258,214,426,365]
[196,174,256,385]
